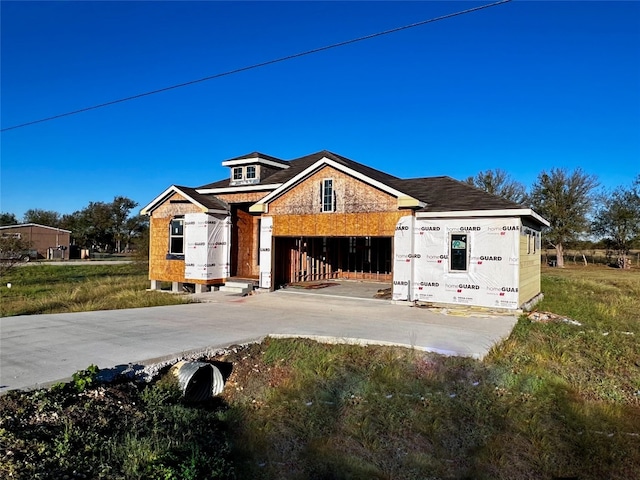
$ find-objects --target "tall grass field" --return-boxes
[0,264,638,479]
[0,263,192,317]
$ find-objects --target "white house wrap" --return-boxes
[184,213,231,281]
[259,216,273,289]
[392,215,414,301]
[393,216,522,309]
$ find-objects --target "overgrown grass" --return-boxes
[0,263,193,317]
[1,265,638,479]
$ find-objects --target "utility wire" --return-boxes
[1,0,511,132]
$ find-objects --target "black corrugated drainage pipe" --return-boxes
[170,361,225,402]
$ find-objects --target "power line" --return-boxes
[1,0,511,132]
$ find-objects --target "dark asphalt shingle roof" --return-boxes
[195,150,527,214]
[175,186,229,211]
[197,150,398,189]
[224,151,289,166]
[389,177,524,212]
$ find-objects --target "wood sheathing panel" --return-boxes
[518,234,541,305]
[216,191,269,204]
[148,193,202,282]
[269,166,405,237]
[233,207,259,279]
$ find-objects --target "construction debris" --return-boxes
[527,311,582,326]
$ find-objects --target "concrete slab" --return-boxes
[0,288,518,393]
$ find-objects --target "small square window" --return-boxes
[246,166,256,179]
[233,167,243,180]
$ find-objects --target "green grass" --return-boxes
[0,263,193,316]
[0,264,638,479]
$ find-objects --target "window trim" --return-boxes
[321,178,335,213]
[232,167,243,181]
[246,165,256,179]
[449,233,468,272]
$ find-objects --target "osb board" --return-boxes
[235,208,259,278]
[216,191,269,204]
[148,216,186,282]
[518,236,541,305]
[151,192,203,218]
[268,165,397,215]
[271,211,407,237]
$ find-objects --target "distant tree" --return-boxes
[465,169,528,204]
[0,212,18,226]
[112,196,138,253]
[122,214,148,253]
[23,209,61,227]
[591,175,640,268]
[0,234,33,275]
[529,168,599,268]
[60,196,146,252]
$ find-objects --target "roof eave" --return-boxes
[415,208,550,226]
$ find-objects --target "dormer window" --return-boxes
[230,165,260,185]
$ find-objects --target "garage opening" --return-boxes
[273,236,392,287]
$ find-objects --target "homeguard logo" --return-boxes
[396,225,409,231]
[184,221,196,226]
[193,242,205,246]
[503,225,520,231]
[426,254,447,263]
[408,254,421,259]
[185,263,195,267]
[446,226,481,232]
[396,254,411,263]
[205,263,216,267]
[212,241,227,247]
[419,282,439,287]
[417,226,441,234]
[393,280,409,286]
[488,286,519,296]
[472,255,502,264]
[260,248,270,252]
[446,283,479,292]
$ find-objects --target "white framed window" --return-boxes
[321,179,335,212]
[169,217,184,255]
[232,167,243,181]
[246,166,256,179]
[449,233,468,271]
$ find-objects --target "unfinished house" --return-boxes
[141,150,548,309]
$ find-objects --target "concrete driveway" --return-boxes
[0,286,519,393]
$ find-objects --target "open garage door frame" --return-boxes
[273,236,392,287]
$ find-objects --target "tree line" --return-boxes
[466,169,640,268]
[0,196,148,254]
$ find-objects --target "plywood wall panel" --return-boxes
[269,165,397,215]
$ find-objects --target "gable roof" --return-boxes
[249,151,423,212]
[197,150,400,191]
[140,185,229,215]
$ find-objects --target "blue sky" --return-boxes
[1,1,639,220]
